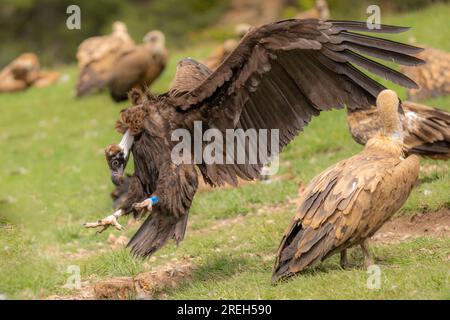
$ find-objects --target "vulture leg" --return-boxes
[360,239,374,269]
[83,209,124,233]
[132,198,153,217]
[340,249,350,269]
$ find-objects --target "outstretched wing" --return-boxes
[170,19,423,186]
[402,101,450,159]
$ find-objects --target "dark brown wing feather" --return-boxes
[169,19,423,186]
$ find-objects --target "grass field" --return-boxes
[0,4,449,299]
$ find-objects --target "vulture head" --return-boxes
[234,23,252,38]
[377,89,403,140]
[143,30,166,54]
[112,21,128,35]
[105,143,129,186]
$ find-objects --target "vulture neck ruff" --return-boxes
[119,129,134,158]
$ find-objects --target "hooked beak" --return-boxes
[107,130,134,186]
[111,166,125,186]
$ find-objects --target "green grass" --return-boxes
[0,4,449,299]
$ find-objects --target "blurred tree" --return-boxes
[0,0,228,67]
[0,0,447,67]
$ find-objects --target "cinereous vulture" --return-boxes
[107,30,169,102]
[272,90,420,282]
[84,19,424,257]
[76,21,135,97]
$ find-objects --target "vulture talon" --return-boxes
[83,210,124,233]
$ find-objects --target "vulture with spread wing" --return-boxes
[273,90,420,282]
[76,21,135,97]
[84,19,425,257]
[348,101,450,159]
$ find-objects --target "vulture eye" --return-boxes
[111,159,120,168]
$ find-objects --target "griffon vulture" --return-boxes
[76,21,135,97]
[400,45,450,101]
[0,53,60,92]
[296,0,330,20]
[348,101,450,159]
[106,30,168,102]
[84,19,424,257]
[272,90,420,282]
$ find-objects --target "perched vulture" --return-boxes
[107,30,168,102]
[0,53,60,93]
[84,19,424,257]
[273,90,420,282]
[296,0,330,20]
[348,101,450,159]
[400,46,450,101]
[76,21,135,97]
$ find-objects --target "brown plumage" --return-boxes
[400,45,450,101]
[0,53,60,92]
[84,19,424,258]
[273,90,420,282]
[296,0,330,20]
[348,101,450,159]
[107,30,168,102]
[76,21,135,97]
[0,53,39,92]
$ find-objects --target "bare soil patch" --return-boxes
[46,257,194,300]
[372,208,450,244]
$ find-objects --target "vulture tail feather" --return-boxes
[127,212,189,257]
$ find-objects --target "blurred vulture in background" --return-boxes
[348,101,450,159]
[296,0,330,20]
[107,30,168,102]
[273,90,420,282]
[76,21,135,97]
[0,53,60,93]
[400,45,450,101]
[202,39,240,71]
[85,19,426,258]
[202,23,251,70]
